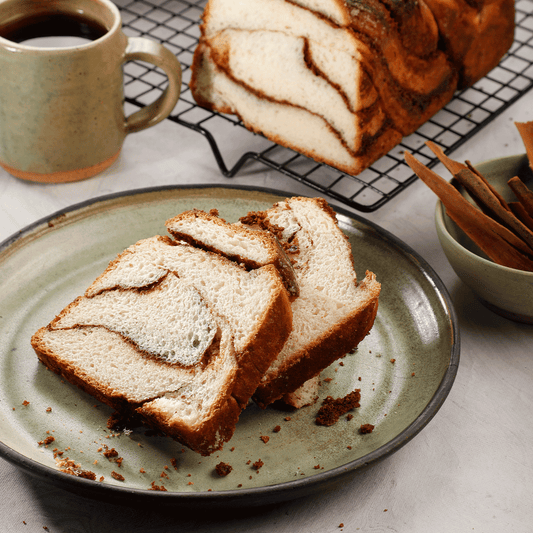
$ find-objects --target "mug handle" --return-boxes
[123,37,182,134]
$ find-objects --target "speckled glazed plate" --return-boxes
[0,185,459,508]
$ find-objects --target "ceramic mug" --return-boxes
[0,0,182,183]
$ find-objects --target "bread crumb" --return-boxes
[111,471,125,482]
[315,390,361,426]
[260,435,269,443]
[103,448,118,459]
[273,425,281,433]
[360,424,375,434]
[252,459,264,471]
[140,468,146,474]
[149,481,167,491]
[22,400,30,406]
[46,407,52,412]
[215,462,233,476]
[56,458,96,480]
[284,416,291,421]
[38,436,55,447]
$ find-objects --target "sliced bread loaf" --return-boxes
[164,198,381,408]
[31,235,292,455]
[190,0,514,175]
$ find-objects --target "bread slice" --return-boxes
[165,208,299,300]
[240,197,381,407]
[283,375,321,409]
[165,197,381,408]
[31,235,292,455]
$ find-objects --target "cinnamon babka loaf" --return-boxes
[190,0,515,175]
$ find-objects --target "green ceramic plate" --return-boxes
[0,185,459,508]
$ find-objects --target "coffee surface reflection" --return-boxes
[0,13,108,46]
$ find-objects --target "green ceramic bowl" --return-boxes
[435,153,533,323]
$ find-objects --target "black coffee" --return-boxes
[0,12,108,46]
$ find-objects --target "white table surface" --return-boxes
[1,86,532,532]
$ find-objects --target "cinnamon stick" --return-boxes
[453,168,533,253]
[464,160,511,212]
[508,176,533,218]
[515,121,533,170]
[404,151,533,271]
[425,140,533,251]
[509,201,533,232]
[425,141,510,211]
[425,141,468,176]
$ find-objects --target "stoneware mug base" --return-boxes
[0,151,121,183]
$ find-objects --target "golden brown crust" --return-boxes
[31,326,140,414]
[253,278,380,408]
[166,209,299,299]
[137,394,241,457]
[230,264,294,406]
[423,0,515,88]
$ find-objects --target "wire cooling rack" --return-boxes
[117,0,533,212]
